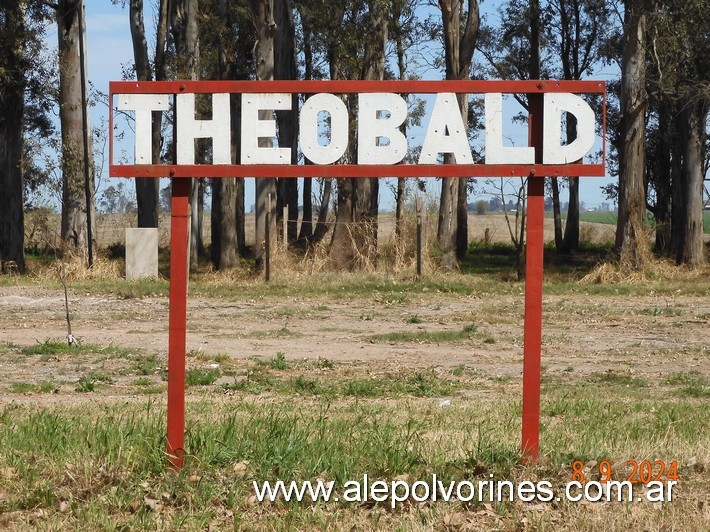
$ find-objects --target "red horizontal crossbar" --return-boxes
[110,79,605,95]
[110,163,605,179]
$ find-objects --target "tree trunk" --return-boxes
[653,102,672,254]
[562,113,580,251]
[275,0,299,243]
[0,3,26,273]
[252,0,277,265]
[456,176,469,260]
[551,180,563,249]
[395,178,406,240]
[211,177,239,268]
[186,1,202,266]
[669,134,683,257]
[58,0,94,258]
[393,1,407,240]
[353,0,388,266]
[236,177,246,255]
[312,178,332,243]
[210,0,240,269]
[614,0,648,268]
[296,0,313,244]
[437,0,479,269]
[129,0,159,228]
[563,177,580,250]
[329,179,355,268]
[171,0,202,267]
[437,167,458,271]
[298,177,313,242]
[329,1,387,268]
[676,100,707,266]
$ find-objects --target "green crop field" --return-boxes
[546,210,710,233]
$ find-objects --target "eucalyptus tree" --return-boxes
[436,0,479,270]
[0,2,32,272]
[204,0,254,268]
[275,0,300,244]
[615,0,648,268]
[169,0,206,268]
[544,0,612,252]
[251,0,278,267]
[56,0,94,260]
[324,0,389,269]
[390,0,428,239]
[648,0,709,266]
[128,0,169,229]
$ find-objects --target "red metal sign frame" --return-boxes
[108,79,606,469]
[109,80,606,179]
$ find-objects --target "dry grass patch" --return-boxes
[580,257,710,286]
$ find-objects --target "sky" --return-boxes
[69,1,618,211]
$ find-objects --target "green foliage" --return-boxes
[317,357,334,369]
[133,354,161,376]
[590,371,647,388]
[406,314,423,324]
[9,381,55,394]
[21,340,134,358]
[665,371,709,398]
[475,200,488,215]
[261,352,287,371]
[185,368,221,387]
[368,324,480,344]
[75,372,114,393]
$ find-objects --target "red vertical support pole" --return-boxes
[167,177,190,470]
[522,93,545,462]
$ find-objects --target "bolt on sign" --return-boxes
[109,80,606,469]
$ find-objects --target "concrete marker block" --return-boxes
[126,228,159,280]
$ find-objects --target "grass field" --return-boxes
[546,209,710,234]
[0,248,708,529]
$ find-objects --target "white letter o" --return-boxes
[300,93,348,165]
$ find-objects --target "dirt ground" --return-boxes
[0,281,707,405]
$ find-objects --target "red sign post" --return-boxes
[109,80,605,469]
